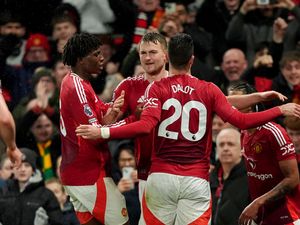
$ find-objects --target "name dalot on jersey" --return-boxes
[171,84,195,95]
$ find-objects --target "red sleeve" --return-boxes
[211,83,282,129]
[267,123,296,161]
[112,79,129,114]
[109,115,158,139]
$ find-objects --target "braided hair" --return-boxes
[228,80,265,112]
[62,32,102,67]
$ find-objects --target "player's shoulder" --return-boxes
[116,75,147,88]
[261,122,288,138]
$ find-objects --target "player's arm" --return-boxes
[227,90,287,110]
[239,159,299,224]
[76,114,158,139]
[0,93,22,167]
[212,84,300,129]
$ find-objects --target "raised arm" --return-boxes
[227,91,287,110]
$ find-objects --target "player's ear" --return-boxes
[188,55,194,68]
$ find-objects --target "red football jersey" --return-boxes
[109,74,282,180]
[242,122,300,224]
[59,73,111,185]
[113,75,155,180]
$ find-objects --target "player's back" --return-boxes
[146,74,217,179]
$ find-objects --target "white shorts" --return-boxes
[138,179,147,225]
[64,177,128,225]
[143,173,211,225]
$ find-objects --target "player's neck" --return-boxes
[71,68,89,80]
[169,67,191,77]
[146,70,168,83]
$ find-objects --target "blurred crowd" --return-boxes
[0,0,300,224]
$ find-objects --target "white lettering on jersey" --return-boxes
[144,98,159,108]
[171,84,195,95]
[280,143,295,156]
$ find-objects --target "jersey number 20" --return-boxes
[158,98,207,141]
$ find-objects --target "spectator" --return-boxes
[13,67,59,129]
[272,50,300,106]
[211,128,249,225]
[63,0,115,35]
[213,48,248,94]
[0,148,63,225]
[284,116,300,171]
[196,0,242,66]
[112,140,140,225]
[45,178,80,225]
[0,155,13,187]
[5,33,52,107]
[50,3,80,61]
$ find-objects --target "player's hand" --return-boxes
[112,90,125,114]
[75,125,102,139]
[135,103,144,120]
[259,91,287,102]
[279,103,300,118]
[6,146,22,168]
[238,200,260,225]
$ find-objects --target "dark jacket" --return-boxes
[0,171,63,225]
[210,160,250,225]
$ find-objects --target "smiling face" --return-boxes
[281,60,300,86]
[31,114,54,143]
[221,49,247,82]
[139,40,167,77]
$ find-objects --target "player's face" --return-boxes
[31,114,54,143]
[81,47,104,77]
[281,61,300,86]
[217,132,241,165]
[139,41,167,76]
[13,162,34,183]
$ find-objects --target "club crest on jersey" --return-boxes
[83,104,93,117]
[252,143,263,154]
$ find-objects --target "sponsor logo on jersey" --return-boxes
[252,143,263,154]
[137,95,145,103]
[83,104,93,117]
[280,143,295,156]
[144,97,158,108]
[247,172,273,181]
